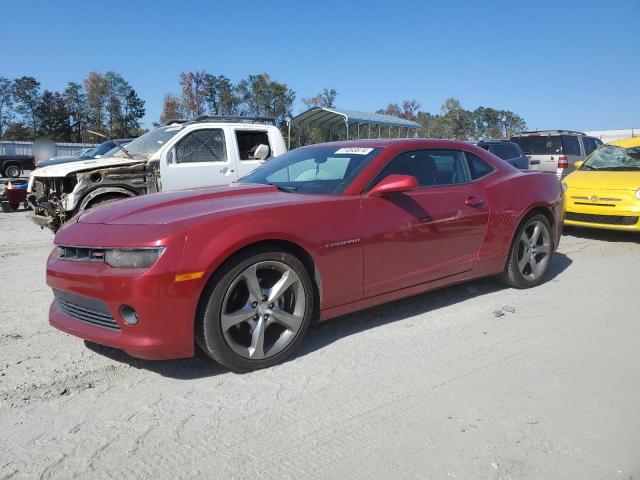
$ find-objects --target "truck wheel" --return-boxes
[4,165,21,178]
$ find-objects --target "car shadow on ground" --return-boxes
[563,226,639,243]
[84,252,572,380]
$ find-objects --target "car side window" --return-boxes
[235,130,271,161]
[174,129,227,164]
[582,137,597,156]
[561,135,581,156]
[373,149,469,188]
[465,152,495,179]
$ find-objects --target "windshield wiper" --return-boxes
[268,183,298,192]
[596,166,640,171]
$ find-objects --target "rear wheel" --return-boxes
[4,165,20,178]
[197,249,314,372]
[500,214,553,288]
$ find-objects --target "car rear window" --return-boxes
[489,144,519,160]
[512,136,561,155]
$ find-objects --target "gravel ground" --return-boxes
[0,208,638,479]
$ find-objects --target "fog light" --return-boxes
[120,305,139,325]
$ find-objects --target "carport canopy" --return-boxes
[288,107,421,147]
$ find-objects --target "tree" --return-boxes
[84,72,108,133]
[4,122,31,140]
[35,90,72,140]
[377,99,421,121]
[302,88,337,109]
[12,76,41,137]
[0,77,13,140]
[179,71,207,118]
[237,73,295,125]
[159,93,183,124]
[440,98,472,140]
[203,74,241,116]
[63,82,86,142]
[121,88,145,136]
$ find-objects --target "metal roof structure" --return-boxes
[288,107,420,147]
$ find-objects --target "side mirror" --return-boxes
[254,144,270,161]
[574,160,585,170]
[368,174,419,197]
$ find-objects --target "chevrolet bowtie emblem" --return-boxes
[590,195,599,202]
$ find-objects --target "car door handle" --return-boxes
[465,196,484,207]
[220,167,235,174]
[529,159,540,165]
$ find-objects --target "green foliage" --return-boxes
[0,77,13,140]
[35,90,72,140]
[302,88,337,109]
[12,76,41,136]
[380,98,527,140]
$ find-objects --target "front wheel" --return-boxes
[500,214,553,288]
[197,249,315,372]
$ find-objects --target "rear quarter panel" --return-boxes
[478,170,564,267]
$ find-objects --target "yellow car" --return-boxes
[563,137,640,231]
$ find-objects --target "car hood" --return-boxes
[77,183,317,225]
[31,156,143,178]
[564,170,640,190]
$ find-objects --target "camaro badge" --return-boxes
[326,238,361,249]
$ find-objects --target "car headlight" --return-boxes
[104,247,165,268]
[636,188,640,200]
[561,182,568,193]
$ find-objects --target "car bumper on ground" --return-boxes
[46,234,204,360]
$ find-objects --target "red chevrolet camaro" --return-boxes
[47,139,563,371]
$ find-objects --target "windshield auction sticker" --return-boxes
[334,147,374,155]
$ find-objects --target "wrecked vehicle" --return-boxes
[27,116,287,231]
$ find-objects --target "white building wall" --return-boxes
[584,128,639,143]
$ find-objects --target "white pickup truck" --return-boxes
[28,116,287,231]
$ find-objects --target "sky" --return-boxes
[1,0,638,132]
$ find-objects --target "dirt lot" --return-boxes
[0,207,638,479]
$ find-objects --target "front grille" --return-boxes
[58,246,105,262]
[565,212,639,226]
[54,290,119,331]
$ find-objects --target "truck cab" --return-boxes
[28,116,286,231]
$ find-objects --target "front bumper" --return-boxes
[46,229,203,360]
[564,189,640,232]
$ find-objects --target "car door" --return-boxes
[160,128,233,191]
[361,149,490,298]
[232,128,273,179]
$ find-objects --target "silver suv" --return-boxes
[511,130,602,177]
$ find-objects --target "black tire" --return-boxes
[197,247,315,372]
[500,214,553,289]
[4,165,20,178]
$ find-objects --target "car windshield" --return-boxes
[77,147,98,159]
[110,127,182,160]
[240,146,382,194]
[581,145,640,171]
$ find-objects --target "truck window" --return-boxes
[582,137,597,156]
[561,135,581,156]
[512,136,561,155]
[235,130,271,161]
[175,129,227,163]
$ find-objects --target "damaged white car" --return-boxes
[27,116,286,231]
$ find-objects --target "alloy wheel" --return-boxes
[516,219,551,281]
[220,261,306,360]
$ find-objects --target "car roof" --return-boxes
[300,138,476,149]
[608,137,640,148]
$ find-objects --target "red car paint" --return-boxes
[47,139,563,360]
